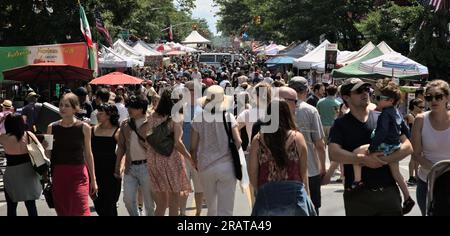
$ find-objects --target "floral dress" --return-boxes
[146,113,192,194]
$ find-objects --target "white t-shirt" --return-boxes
[191,72,202,81]
[90,109,98,125]
[115,103,129,124]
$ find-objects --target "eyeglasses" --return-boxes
[415,105,425,109]
[425,93,445,102]
[354,86,371,94]
[375,95,391,101]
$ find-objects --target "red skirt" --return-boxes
[53,164,90,216]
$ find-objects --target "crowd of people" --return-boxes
[0,53,449,216]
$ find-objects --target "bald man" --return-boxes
[250,86,298,140]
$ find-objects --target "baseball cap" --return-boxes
[339,78,371,96]
[288,76,309,92]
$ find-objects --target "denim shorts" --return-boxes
[375,143,401,156]
[251,181,317,216]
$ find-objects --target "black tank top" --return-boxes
[91,127,119,159]
[52,121,85,165]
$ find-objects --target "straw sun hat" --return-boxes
[197,85,233,112]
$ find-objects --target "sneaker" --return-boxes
[407,177,417,186]
[402,197,415,215]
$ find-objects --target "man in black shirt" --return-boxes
[329,78,413,216]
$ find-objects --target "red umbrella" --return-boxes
[89,72,143,85]
[2,62,94,83]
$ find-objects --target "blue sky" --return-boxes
[192,0,219,35]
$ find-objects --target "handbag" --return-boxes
[129,118,174,157]
[42,170,54,209]
[26,132,50,175]
[146,117,174,157]
[222,111,243,180]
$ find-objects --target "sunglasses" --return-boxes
[425,93,444,102]
[375,95,391,101]
[415,105,425,109]
[354,86,371,94]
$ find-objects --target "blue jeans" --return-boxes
[123,164,155,216]
[416,178,427,216]
[251,181,317,216]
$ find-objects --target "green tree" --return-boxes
[355,1,424,55]
[0,0,210,46]
[410,6,450,81]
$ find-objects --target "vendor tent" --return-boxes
[99,46,144,68]
[280,41,316,58]
[132,41,162,56]
[113,39,144,61]
[310,50,354,72]
[331,42,395,79]
[338,42,376,66]
[293,40,331,70]
[182,31,211,44]
[167,42,198,53]
[265,56,296,65]
[257,44,287,56]
[359,52,428,78]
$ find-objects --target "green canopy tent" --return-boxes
[332,45,426,80]
[331,47,384,79]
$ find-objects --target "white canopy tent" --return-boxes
[310,42,377,72]
[293,40,331,70]
[376,41,395,54]
[359,52,428,77]
[310,51,354,72]
[99,46,144,68]
[338,42,376,65]
[181,31,211,44]
[132,41,162,56]
[113,39,144,62]
[166,42,199,53]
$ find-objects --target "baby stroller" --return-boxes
[426,160,450,216]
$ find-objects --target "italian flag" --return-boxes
[79,3,97,76]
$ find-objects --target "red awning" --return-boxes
[2,62,94,83]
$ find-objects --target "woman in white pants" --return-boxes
[191,85,242,216]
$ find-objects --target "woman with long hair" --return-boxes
[91,103,122,216]
[147,89,193,216]
[404,98,425,186]
[0,114,42,216]
[47,93,98,216]
[249,100,315,216]
[411,80,450,215]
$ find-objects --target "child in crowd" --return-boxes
[352,79,415,215]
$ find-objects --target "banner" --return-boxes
[0,42,98,81]
[325,43,338,73]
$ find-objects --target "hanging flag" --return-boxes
[169,25,173,41]
[79,3,96,75]
[94,10,113,47]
